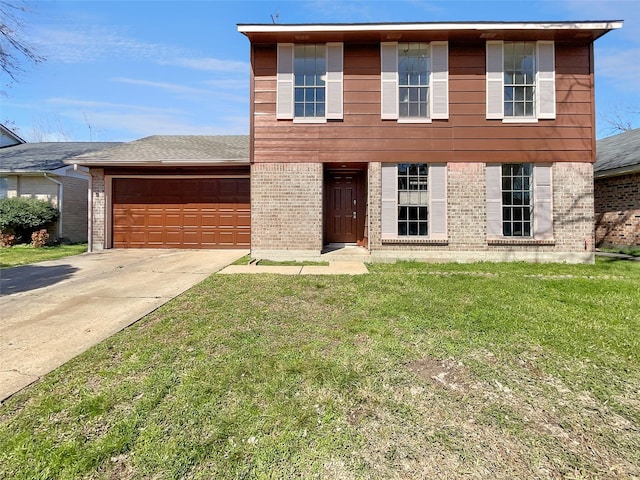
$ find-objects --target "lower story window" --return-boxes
[501,163,532,236]
[398,163,428,236]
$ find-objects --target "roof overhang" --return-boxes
[238,20,623,44]
[595,164,640,179]
[64,159,250,167]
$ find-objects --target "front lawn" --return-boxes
[1,259,639,479]
[0,244,87,269]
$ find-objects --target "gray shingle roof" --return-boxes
[595,129,640,175]
[0,142,121,172]
[66,135,250,166]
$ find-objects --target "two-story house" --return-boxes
[239,21,621,263]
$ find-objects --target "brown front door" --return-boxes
[325,171,362,244]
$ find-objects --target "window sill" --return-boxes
[487,238,555,246]
[397,117,432,124]
[382,237,448,245]
[501,117,539,124]
[293,117,327,124]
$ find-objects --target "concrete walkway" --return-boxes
[0,249,247,402]
[218,261,369,275]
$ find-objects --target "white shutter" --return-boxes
[537,41,556,120]
[276,43,294,119]
[486,164,503,238]
[326,43,343,120]
[486,41,504,120]
[429,164,447,239]
[381,163,398,238]
[534,164,553,239]
[430,42,449,120]
[381,42,399,120]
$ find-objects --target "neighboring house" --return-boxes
[65,136,250,250]
[594,129,640,248]
[0,142,120,243]
[67,20,622,264]
[0,123,26,148]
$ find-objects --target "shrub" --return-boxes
[31,229,50,248]
[0,232,16,248]
[0,197,59,244]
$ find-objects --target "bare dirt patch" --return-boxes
[406,357,472,393]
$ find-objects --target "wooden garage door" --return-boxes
[112,178,250,248]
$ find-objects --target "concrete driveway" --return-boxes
[0,248,247,401]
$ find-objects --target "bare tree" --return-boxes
[0,0,44,90]
[600,103,639,136]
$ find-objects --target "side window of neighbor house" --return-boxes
[501,163,532,236]
[0,177,7,199]
[398,43,430,119]
[294,44,326,118]
[398,163,429,235]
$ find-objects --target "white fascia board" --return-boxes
[238,21,623,33]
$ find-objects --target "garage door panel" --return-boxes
[113,178,250,248]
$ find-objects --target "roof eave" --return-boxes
[595,164,640,178]
[64,159,251,167]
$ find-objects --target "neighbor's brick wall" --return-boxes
[90,169,106,251]
[251,163,323,252]
[368,162,593,261]
[60,176,88,243]
[594,172,640,247]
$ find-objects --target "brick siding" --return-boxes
[594,172,640,247]
[368,162,594,263]
[90,169,106,251]
[250,163,323,254]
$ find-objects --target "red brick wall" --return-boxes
[594,172,640,247]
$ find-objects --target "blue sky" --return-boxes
[1,0,638,142]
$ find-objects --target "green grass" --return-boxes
[1,258,639,479]
[257,259,329,266]
[598,245,640,257]
[0,244,87,268]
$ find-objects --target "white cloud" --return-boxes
[34,26,182,64]
[110,77,210,95]
[163,57,249,73]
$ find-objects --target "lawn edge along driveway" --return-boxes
[0,249,247,402]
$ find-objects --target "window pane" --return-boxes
[316,103,325,117]
[419,223,428,236]
[398,177,408,190]
[399,206,408,220]
[305,103,315,117]
[398,163,408,175]
[398,223,407,236]
[409,222,418,235]
[418,207,428,220]
[295,104,304,117]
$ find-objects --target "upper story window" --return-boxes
[294,45,326,119]
[381,41,449,122]
[398,43,430,119]
[486,40,556,122]
[503,42,536,118]
[277,43,343,122]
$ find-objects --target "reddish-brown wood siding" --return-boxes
[250,41,594,164]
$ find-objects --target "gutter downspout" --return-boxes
[73,164,93,253]
[43,173,63,240]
